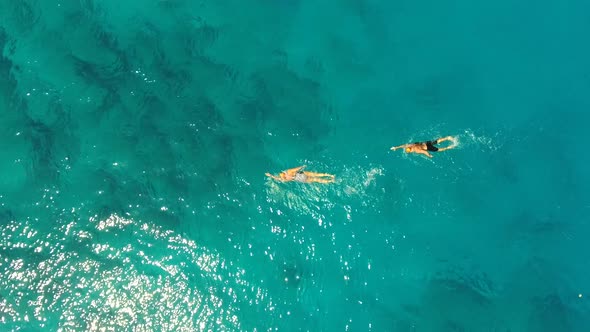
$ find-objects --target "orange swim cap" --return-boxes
[405,147,412,153]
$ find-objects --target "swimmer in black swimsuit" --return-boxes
[266,165,335,183]
[390,136,457,158]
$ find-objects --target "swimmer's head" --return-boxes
[405,147,413,153]
[279,172,287,180]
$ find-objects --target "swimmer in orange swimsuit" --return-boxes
[265,165,335,184]
[390,136,457,158]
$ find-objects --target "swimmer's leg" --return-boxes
[309,177,335,184]
[436,136,455,143]
[436,136,458,151]
[304,171,335,178]
[304,173,335,183]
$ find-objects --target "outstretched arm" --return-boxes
[390,144,411,151]
[286,165,306,174]
[265,173,285,181]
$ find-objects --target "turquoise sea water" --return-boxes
[1,0,590,331]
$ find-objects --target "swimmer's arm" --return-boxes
[265,173,285,181]
[287,165,306,174]
[417,150,433,158]
[390,144,411,151]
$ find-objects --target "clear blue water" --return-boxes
[1,0,589,331]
